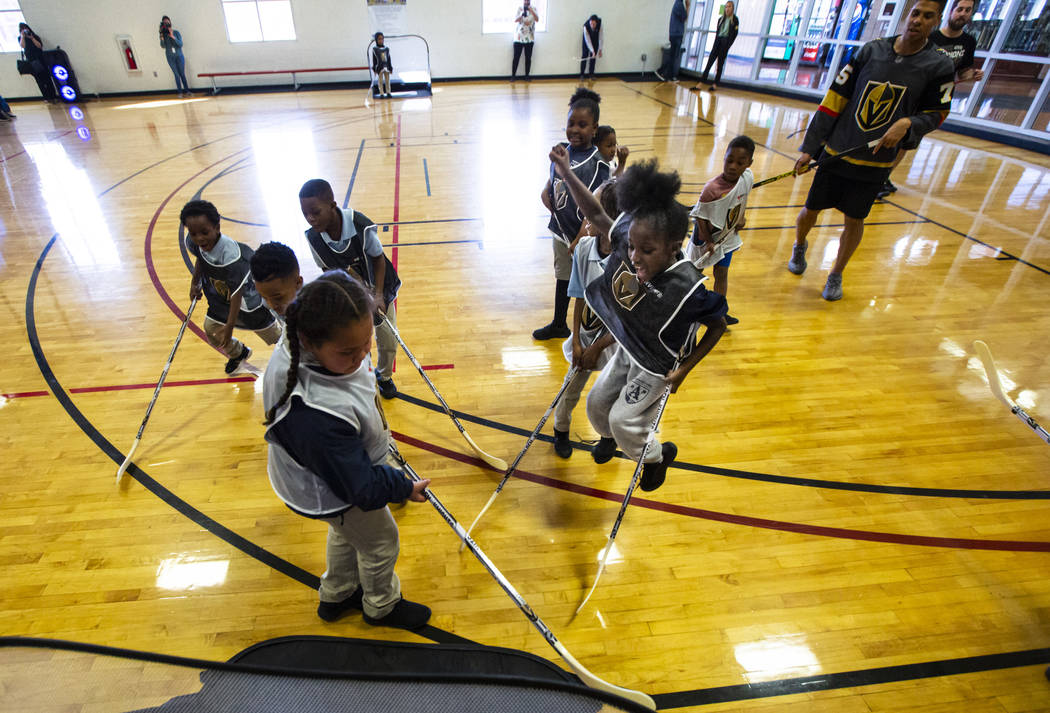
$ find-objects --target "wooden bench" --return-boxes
[197,66,369,93]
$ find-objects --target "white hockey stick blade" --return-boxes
[974,340,1050,445]
[460,489,501,553]
[575,540,613,615]
[553,641,656,710]
[115,439,140,482]
[462,430,509,471]
[973,341,1012,408]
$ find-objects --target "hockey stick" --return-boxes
[381,314,508,471]
[973,340,1050,445]
[116,297,199,482]
[576,385,672,615]
[389,443,656,710]
[752,139,881,188]
[460,366,581,550]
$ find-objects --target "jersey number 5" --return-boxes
[834,64,853,86]
[939,81,954,104]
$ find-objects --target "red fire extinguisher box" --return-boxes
[116,35,141,73]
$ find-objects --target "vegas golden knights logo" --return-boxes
[581,303,601,331]
[855,80,906,133]
[726,204,742,231]
[211,278,230,301]
[610,261,645,311]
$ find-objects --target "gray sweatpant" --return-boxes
[585,345,666,463]
[318,503,401,619]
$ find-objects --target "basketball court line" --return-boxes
[20,93,1050,709]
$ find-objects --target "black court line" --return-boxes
[394,393,1050,500]
[652,646,1050,709]
[344,138,366,207]
[745,219,929,231]
[884,197,1050,277]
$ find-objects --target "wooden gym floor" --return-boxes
[1,78,1049,711]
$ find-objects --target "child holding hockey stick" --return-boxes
[250,241,303,319]
[551,178,620,458]
[298,178,402,399]
[534,88,611,341]
[183,200,282,373]
[263,270,431,630]
[550,146,728,491]
[685,135,755,326]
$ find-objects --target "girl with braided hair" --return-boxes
[262,270,432,630]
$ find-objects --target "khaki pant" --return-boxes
[552,235,572,280]
[553,367,595,432]
[203,315,281,358]
[319,504,401,618]
[375,302,397,381]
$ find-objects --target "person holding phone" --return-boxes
[18,23,56,102]
[511,1,539,81]
[159,15,191,96]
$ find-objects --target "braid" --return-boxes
[264,301,302,425]
[264,270,375,426]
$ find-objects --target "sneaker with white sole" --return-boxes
[822,273,844,301]
[787,241,808,275]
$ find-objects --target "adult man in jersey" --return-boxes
[786,0,955,301]
[879,0,983,197]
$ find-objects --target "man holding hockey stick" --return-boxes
[787,0,955,301]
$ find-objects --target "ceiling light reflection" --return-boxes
[25,143,118,266]
[156,556,229,591]
[112,98,209,111]
[250,127,319,278]
[500,347,550,377]
[734,635,821,681]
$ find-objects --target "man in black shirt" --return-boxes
[879,0,983,197]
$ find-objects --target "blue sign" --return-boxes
[69,107,84,120]
[60,85,78,101]
[52,64,69,81]
[76,127,92,141]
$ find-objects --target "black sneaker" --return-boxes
[640,442,677,492]
[876,180,896,199]
[317,587,363,622]
[592,437,617,464]
[725,314,739,326]
[532,322,571,340]
[224,345,250,374]
[553,429,572,458]
[363,597,431,630]
[376,373,397,399]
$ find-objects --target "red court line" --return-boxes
[144,151,251,346]
[3,365,455,399]
[3,376,256,400]
[390,431,1050,553]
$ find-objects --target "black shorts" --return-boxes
[805,167,884,220]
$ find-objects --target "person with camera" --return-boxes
[159,15,191,96]
[18,23,56,102]
[511,0,539,81]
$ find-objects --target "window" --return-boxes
[0,0,27,54]
[222,0,296,43]
[482,0,548,34]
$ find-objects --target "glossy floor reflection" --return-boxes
[1,80,1049,712]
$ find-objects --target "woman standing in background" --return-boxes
[511,0,539,81]
[159,15,190,95]
[580,15,603,81]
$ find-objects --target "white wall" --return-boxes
[1,0,672,99]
